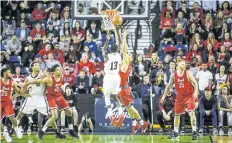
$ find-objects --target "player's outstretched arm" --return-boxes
[121,31,129,73]
[102,31,111,62]
[115,26,122,48]
[160,73,174,104]
[36,71,53,86]
[12,82,31,98]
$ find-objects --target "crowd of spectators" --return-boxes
[0,0,232,134]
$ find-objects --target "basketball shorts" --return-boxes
[103,74,121,95]
[47,95,69,111]
[174,95,195,115]
[20,95,50,116]
[1,100,15,121]
[118,86,134,107]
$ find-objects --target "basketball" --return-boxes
[112,15,123,26]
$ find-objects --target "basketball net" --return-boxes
[100,9,120,31]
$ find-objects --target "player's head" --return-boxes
[110,44,118,53]
[31,61,40,72]
[1,68,12,78]
[177,59,186,71]
[52,64,61,76]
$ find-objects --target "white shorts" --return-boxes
[103,74,121,95]
[20,95,49,116]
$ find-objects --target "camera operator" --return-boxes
[78,112,94,133]
[60,83,78,131]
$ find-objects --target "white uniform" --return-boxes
[103,53,121,95]
[20,72,49,115]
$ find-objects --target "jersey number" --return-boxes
[110,62,118,70]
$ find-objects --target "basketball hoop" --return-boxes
[100,9,120,31]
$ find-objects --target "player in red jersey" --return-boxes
[115,31,148,135]
[37,64,78,140]
[0,68,29,142]
[161,59,198,140]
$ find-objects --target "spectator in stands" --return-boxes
[16,21,31,42]
[75,70,89,94]
[218,22,230,41]
[188,57,199,77]
[207,56,219,77]
[186,43,202,61]
[214,11,226,35]
[2,21,15,44]
[133,54,149,85]
[45,2,59,19]
[34,54,46,71]
[38,43,52,61]
[53,43,65,65]
[203,13,214,32]
[199,87,218,135]
[196,63,213,96]
[214,65,228,95]
[174,23,186,44]
[47,12,60,30]
[61,85,78,132]
[164,61,176,84]
[202,43,218,63]
[86,21,102,53]
[78,112,94,133]
[83,34,97,59]
[46,21,59,44]
[217,84,232,135]
[21,44,35,67]
[59,35,71,54]
[60,22,71,39]
[93,58,104,71]
[190,33,204,50]
[218,45,231,65]
[221,32,232,55]
[60,11,72,29]
[0,51,14,72]
[63,66,76,88]
[8,2,20,21]
[132,75,155,123]
[30,23,46,42]
[17,12,30,28]
[192,1,204,21]
[60,5,71,20]
[157,88,175,133]
[45,52,61,69]
[160,11,174,35]
[66,44,77,64]
[6,35,22,56]
[161,1,175,19]
[150,60,165,88]
[12,67,25,85]
[228,66,232,94]
[148,52,159,72]
[221,1,231,19]
[72,21,86,45]
[2,13,16,30]
[174,11,187,29]
[176,1,190,19]
[204,32,219,51]
[77,53,96,85]
[31,2,47,26]
[91,68,103,94]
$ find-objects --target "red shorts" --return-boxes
[47,95,69,111]
[1,100,15,121]
[118,87,134,107]
[174,95,195,115]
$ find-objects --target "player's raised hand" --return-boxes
[106,30,111,40]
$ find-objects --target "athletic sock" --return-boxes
[174,127,179,133]
[4,126,8,132]
[132,119,137,126]
[68,124,74,130]
[67,116,74,130]
[192,126,196,132]
[138,119,144,125]
[42,126,47,132]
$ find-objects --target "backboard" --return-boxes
[72,0,150,20]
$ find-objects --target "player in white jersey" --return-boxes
[102,29,124,126]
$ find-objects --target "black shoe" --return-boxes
[69,130,79,139]
[168,131,173,139]
[37,130,44,140]
[192,131,197,140]
[55,131,66,139]
[171,131,179,139]
[9,128,14,137]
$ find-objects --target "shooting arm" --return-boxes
[103,31,110,62]
[121,31,129,73]
[115,26,122,47]
[162,73,174,98]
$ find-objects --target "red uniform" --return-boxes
[174,70,195,114]
[46,76,69,110]
[118,65,134,107]
[1,79,14,120]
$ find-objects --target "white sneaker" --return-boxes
[27,128,31,135]
[228,128,232,136]
[219,128,224,136]
[15,127,23,139]
[3,132,12,142]
[213,128,218,136]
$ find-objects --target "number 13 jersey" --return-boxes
[104,53,121,75]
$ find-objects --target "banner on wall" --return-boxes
[94,98,143,132]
